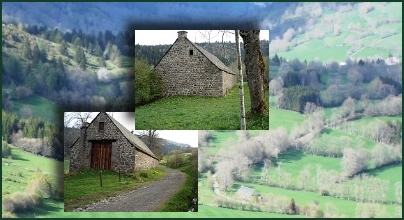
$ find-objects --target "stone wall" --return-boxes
[69,113,157,173]
[134,150,159,171]
[155,37,229,97]
[222,70,237,95]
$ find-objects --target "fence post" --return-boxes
[100,170,103,187]
[119,170,121,182]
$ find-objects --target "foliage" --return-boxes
[160,149,198,212]
[134,59,163,106]
[2,141,12,158]
[278,85,320,113]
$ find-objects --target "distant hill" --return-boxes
[2,2,270,34]
[265,2,402,62]
[136,135,193,155]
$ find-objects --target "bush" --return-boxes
[2,141,12,158]
[135,59,162,106]
[2,197,15,213]
[26,173,53,199]
[2,212,16,218]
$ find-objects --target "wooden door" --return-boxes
[91,142,112,170]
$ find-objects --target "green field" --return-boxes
[10,95,63,122]
[274,2,402,62]
[268,107,306,131]
[135,84,269,130]
[2,145,64,217]
[229,182,398,218]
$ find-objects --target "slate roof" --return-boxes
[191,42,235,75]
[104,113,159,160]
[154,34,235,75]
[236,185,257,200]
[70,112,159,160]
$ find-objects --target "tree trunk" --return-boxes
[235,30,246,130]
[239,30,268,115]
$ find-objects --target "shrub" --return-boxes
[2,212,16,218]
[26,173,52,198]
[2,141,12,158]
[2,197,15,213]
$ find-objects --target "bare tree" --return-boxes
[139,130,162,158]
[235,30,246,130]
[216,160,234,191]
[64,112,94,128]
[239,30,268,115]
[342,148,369,177]
[395,181,402,205]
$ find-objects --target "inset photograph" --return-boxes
[134,30,269,130]
[64,112,198,212]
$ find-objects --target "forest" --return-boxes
[1,21,140,161]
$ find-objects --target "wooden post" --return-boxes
[119,170,121,182]
[100,170,103,187]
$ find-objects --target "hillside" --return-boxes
[2,144,64,218]
[267,2,402,62]
[2,22,135,113]
[199,122,402,217]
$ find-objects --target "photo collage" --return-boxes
[1,2,402,218]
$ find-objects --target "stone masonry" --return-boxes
[69,112,159,173]
[154,31,237,97]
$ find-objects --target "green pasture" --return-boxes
[2,145,64,217]
[268,107,307,132]
[230,182,399,218]
[135,84,269,130]
[11,95,63,122]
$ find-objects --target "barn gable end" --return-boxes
[154,31,237,97]
[69,112,159,173]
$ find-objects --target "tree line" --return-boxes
[2,110,63,160]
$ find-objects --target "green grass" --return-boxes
[160,158,198,212]
[64,167,167,211]
[273,2,402,62]
[230,182,398,218]
[198,204,306,218]
[269,107,306,132]
[365,163,402,202]
[10,95,63,122]
[135,84,269,130]
[2,145,64,217]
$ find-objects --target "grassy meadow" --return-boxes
[135,83,269,130]
[198,106,402,218]
[275,2,402,62]
[2,145,64,218]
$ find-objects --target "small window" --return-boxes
[189,49,193,55]
[99,122,104,131]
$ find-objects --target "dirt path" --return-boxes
[73,166,185,212]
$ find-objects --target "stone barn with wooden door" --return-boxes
[69,112,159,173]
[154,31,237,97]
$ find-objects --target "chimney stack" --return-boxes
[178,31,188,38]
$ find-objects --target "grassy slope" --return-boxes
[11,95,63,122]
[135,84,269,130]
[275,2,402,62]
[2,145,64,217]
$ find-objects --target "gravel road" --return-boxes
[73,166,185,212]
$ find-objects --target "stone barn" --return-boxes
[154,31,237,97]
[69,112,159,173]
[236,185,262,202]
